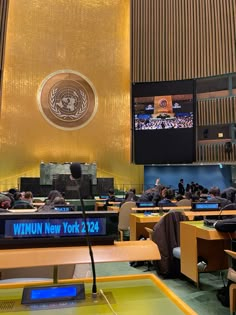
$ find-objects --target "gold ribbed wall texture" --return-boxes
[132,0,236,82]
[0,0,143,191]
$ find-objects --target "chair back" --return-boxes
[221,203,236,210]
[152,210,188,277]
[118,201,136,230]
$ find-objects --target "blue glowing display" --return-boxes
[193,203,219,210]
[31,286,77,300]
[5,217,106,238]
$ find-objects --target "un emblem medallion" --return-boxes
[37,70,98,130]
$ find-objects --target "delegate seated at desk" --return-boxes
[103,188,116,210]
[157,189,176,207]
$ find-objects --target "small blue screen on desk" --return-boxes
[5,217,106,238]
[136,202,155,207]
[31,286,77,300]
[193,203,219,210]
[53,206,73,212]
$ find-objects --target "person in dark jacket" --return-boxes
[103,188,116,210]
[178,179,185,195]
[207,186,231,208]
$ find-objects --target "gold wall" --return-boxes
[0,0,143,191]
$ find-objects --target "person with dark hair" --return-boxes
[44,190,63,204]
[158,189,176,207]
[199,187,209,201]
[185,183,191,192]
[12,191,35,209]
[221,187,236,203]
[121,189,139,206]
[103,188,116,210]
[128,188,139,201]
[178,179,185,195]
[139,178,165,205]
[37,190,63,212]
[207,186,231,208]
[176,191,192,206]
[0,194,11,211]
[24,191,33,205]
[38,196,67,213]
[8,188,18,195]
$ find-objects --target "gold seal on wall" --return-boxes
[37,70,98,130]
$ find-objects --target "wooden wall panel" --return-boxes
[197,97,236,126]
[132,0,236,82]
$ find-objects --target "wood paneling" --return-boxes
[132,0,236,82]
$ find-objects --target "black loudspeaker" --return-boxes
[96,178,114,196]
[53,174,92,199]
[225,141,232,153]
[20,178,41,197]
[225,141,233,159]
[203,129,209,139]
[20,177,53,197]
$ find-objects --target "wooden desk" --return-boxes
[180,221,236,287]
[0,241,160,283]
[131,206,192,212]
[0,274,197,314]
[184,210,236,220]
[95,201,121,211]
[130,210,191,241]
[130,210,236,241]
[130,213,163,240]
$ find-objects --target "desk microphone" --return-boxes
[70,162,97,298]
[204,205,226,227]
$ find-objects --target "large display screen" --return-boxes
[132,80,196,164]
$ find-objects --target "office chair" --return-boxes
[118,201,136,241]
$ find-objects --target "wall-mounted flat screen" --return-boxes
[132,80,196,164]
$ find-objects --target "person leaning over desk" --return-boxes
[139,178,167,205]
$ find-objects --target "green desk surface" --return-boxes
[0,274,197,315]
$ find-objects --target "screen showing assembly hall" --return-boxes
[132,79,196,165]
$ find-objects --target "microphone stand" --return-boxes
[75,178,97,298]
